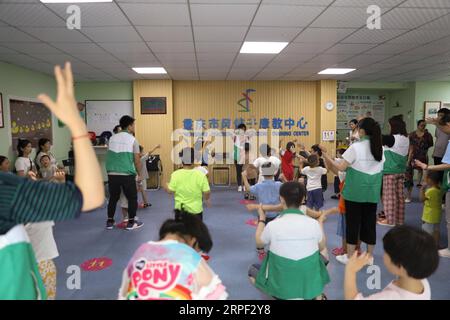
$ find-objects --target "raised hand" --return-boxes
[38,62,85,135]
[346,252,371,273]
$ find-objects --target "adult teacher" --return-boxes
[405,120,434,203]
[377,115,409,226]
[105,115,143,231]
[415,112,450,259]
[321,117,384,265]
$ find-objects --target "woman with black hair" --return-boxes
[118,211,228,300]
[15,139,36,177]
[234,123,249,192]
[348,119,359,145]
[321,117,384,265]
[378,115,410,226]
[405,120,434,202]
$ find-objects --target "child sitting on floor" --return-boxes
[419,171,442,245]
[242,162,282,223]
[39,155,58,181]
[345,225,439,300]
[0,156,11,173]
[248,182,330,300]
[301,154,327,211]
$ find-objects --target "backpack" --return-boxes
[146,155,162,172]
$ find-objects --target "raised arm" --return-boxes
[38,62,103,211]
[320,145,349,172]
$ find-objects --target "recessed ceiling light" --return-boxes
[132,67,167,74]
[240,42,289,54]
[40,0,113,3]
[318,68,356,75]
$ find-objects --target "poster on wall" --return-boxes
[337,94,386,130]
[0,93,3,128]
[10,98,53,149]
[424,101,441,119]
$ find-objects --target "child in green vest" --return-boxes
[248,182,330,300]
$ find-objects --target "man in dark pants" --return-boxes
[105,115,143,230]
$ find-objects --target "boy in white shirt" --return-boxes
[345,225,438,300]
[301,154,327,210]
[253,144,281,183]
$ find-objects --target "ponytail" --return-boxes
[159,209,213,253]
[358,118,383,162]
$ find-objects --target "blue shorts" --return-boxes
[337,214,346,238]
[306,189,324,210]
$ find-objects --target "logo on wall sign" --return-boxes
[238,89,256,112]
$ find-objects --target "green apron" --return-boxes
[0,225,47,300]
[255,209,330,300]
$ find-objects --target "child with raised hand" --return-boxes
[118,210,228,300]
[301,154,327,211]
[248,182,330,300]
[419,171,442,245]
[280,141,296,182]
[345,225,438,300]
[0,62,104,299]
[138,144,160,208]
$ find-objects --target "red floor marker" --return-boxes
[240,199,256,205]
[80,257,112,272]
[245,218,258,227]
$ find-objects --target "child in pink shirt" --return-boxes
[345,225,439,300]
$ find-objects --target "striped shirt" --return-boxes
[0,173,83,234]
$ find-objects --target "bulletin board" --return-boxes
[337,94,386,129]
[9,98,53,149]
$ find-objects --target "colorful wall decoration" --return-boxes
[9,99,52,149]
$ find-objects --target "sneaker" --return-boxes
[143,203,152,208]
[238,186,243,192]
[249,195,256,200]
[377,219,395,227]
[377,211,386,219]
[244,193,249,200]
[106,220,115,230]
[336,254,349,265]
[126,220,144,230]
[439,248,450,258]
[405,198,411,203]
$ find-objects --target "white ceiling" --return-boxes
[0,0,450,81]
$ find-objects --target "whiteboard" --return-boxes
[85,100,133,135]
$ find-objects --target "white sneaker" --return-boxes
[439,248,450,258]
[238,186,243,192]
[336,254,349,265]
[404,198,411,203]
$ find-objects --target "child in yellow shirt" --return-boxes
[420,171,442,245]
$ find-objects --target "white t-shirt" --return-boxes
[40,164,58,180]
[24,222,59,262]
[253,156,281,183]
[335,158,346,182]
[15,157,34,175]
[140,154,150,180]
[261,213,323,260]
[355,279,431,300]
[301,166,328,191]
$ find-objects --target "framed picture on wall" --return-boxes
[0,93,3,128]
[140,97,167,114]
[424,101,442,119]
